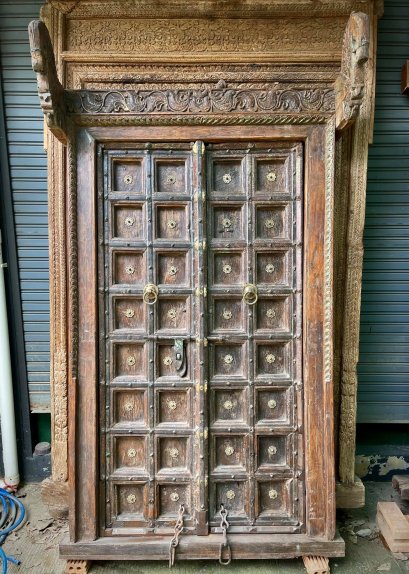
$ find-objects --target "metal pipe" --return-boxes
[0,231,19,487]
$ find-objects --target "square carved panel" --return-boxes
[113,342,147,380]
[156,250,190,286]
[211,343,247,380]
[211,388,248,426]
[212,435,248,472]
[255,479,294,521]
[157,484,191,519]
[154,204,190,241]
[255,297,291,334]
[113,435,147,474]
[210,204,244,240]
[156,297,190,333]
[213,250,245,286]
[113,296,146,332]
[210,158,245,195]
[154,159,188,194]
[212,481,248,521]
[255,387,293,427]
[112,159,144,194]
[111,203,145,241]
[255,204,291,241]
[157,436,191,474]
[210,297,245,334]
[114,483,148,521]
[156,389,191,426]
[256,434,291,470]
[156,342,190,380]
[112,389,148,427]
[256,342,291,380]
[254,156,291,195]
[112,250,146,286]
[255,249,291,287]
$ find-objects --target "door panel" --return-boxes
[100,141,303,537]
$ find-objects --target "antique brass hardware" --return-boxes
[266,353,276,364]
[170,492,180,502]
[222,173,232,184]
[167,399,177,411]
[268,399,277,409]
[223,400,234,410]
[166,173,176,185]
[223,309,232,320]
[168,447,179,459]
[167,219,177,229]
[125,308,135,318]
[127,356,136,367]
[265,263,275,273]
[242,284,258,305]
[124,402,133,412]
[163,356,173,366]
[268,445,277,456]
[269,489,278,499]
[125,265,135,275]
[223,264,232,274]
[123,174,133,185]
[173,339,187,377]
[127,448,136,458]
[168,266,178,276]
[127,493,136,504]
[266,308,276,319]
[267,171,277,182]
[218,504,232,566]
[143,283,159,305]
[167,308,177,319]
[224,354,233,365]
[124,216,134,227]
[226,490,235,500]
[264,218,275,229]
[225,445,235,456]
[221,217,232,230]
[169,503,186,568]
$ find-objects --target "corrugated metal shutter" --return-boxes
[0,0,50,412]
[358,0,409,422]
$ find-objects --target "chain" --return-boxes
[169,503,186,568]
[218,503,232,565]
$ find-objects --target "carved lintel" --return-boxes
[64,82,335,116]
[335,12,370,130]
[28,20,67,145]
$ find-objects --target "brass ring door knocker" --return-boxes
[143,283,159,305]
[242,283,258,305]
[218,503,232,565]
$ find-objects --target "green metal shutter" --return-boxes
[0,0,50,412]
[358,0,409,422]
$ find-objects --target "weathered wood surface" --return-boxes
[392,475,409,501]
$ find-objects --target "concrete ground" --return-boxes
[4,482,409,574]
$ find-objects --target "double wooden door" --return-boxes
[100,141,304,540]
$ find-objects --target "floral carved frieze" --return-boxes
[65,82,335,116]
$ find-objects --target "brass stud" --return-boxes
[168,447,179,459]
[167,219,177,229]
[124,402,133,412]
[266,171,277,182]
[268,445,277,456]
[127,448,137,458]
[223,400,234,411]
[222,173,232,184]
[223,264,232,274]
[125,265,135,275]
[222,217,232,229]
[268,489,278,499]
[167,399,177,411]
[268,399,277,409]
[226,490,235,500]
[166,174,176,185]
[170,492,180,502]
[127,493,137,504]
[167,308,177,319]
[125,308,135,318]
[265,263,275,274]
[123,174,133,185]
[264,218,275,229]
[127,356,136,367]
[223,309,232,320]
[168,266,178,276]
[225,445,235,456]
[124,216,135,227]
[224,354,233,365]
[266,353,276,364]
[266,308,276,319]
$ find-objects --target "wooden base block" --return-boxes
[392,475,409,501]
[377,502,409,553]
[41,477,69,519]
[303,555,330,574]
[65,560,92,574]
[336,477,365,509]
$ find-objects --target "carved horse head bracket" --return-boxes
[335,11,370,131]
[28,20,67,145]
